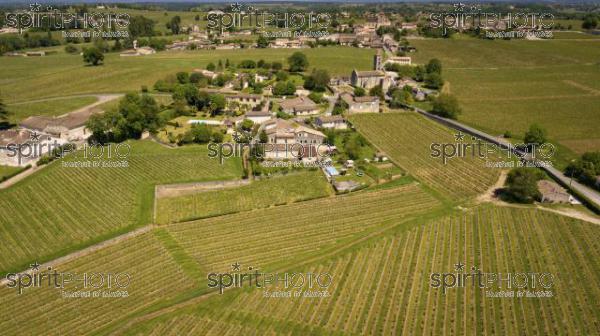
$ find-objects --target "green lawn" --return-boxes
[6,96,98,123]
[0,46,375,103]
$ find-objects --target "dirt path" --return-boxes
[476,169,508,204]
[8,93,122,106]
[156,179,251,198]
[562,80,600,95]
[57,94,123,116]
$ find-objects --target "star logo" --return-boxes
[29,3,42,12]
[453,3,466,12]
[231,262,241,271]
[30,261,41,271]
[230,2,243,12]
[30,131,41,142]
[454,131,465,142]
[454,262,465,272]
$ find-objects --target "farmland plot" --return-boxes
[128,206,600,335]
[0,140,242,274]
[0,231,198,335]
[351,113,500,201]
[165,183,442,273]
[156,170,332,224]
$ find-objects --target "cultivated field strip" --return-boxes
[0,232,198,335]
[156,171,332,224]
[134,206,600,335]
[350,113,500,201]
[0,141,241,273]
[165,183,442,273]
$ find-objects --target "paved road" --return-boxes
[412,106,600,210]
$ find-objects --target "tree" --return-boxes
[354,87,366,97]
[304,69,330,92]
[83,47,104,66]
[257,35,269,48]
[431,94,461,119]
[189,72,204,84]
[259,130,268,143]
[190,124,212,143]
[86,93,162,143]
[0,94,9,124]
[128,15,155,38]
[389,88,413,108]
[523,124,547,146]
[217,59,223,70]
[424,72,444,89]
[241,119,254,131]
[275,71,288,81]
[414,65,425,82]
[271,62,283,70]
[176,72,189,84]
[212,131,224,143]
[426,58,442,75]
[206,62,216,71]
[273,81,296,96]
[208,94,226,116]
[582,15,598,30]
[238,60,256,69]
[369,85,383,98]
[169,16,181,35]
[288,52,309,72]
[225,59,230,68]
[504,168,543,203]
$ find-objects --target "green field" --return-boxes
[350,113,500,201]
[0,140,242,274]
[6,96,98,123]
[2,167,600,335]
[409,38,600,158]
[156,170,332,224]
[0,182,443,335]
[0,47,375,103]
[120,206,600,335]
[0,231,199,335]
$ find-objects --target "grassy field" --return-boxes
[0,46,375,103]
[156,170,332,224]
[0,140,242,274]
[409,38,600,157]
[6,96,98,123]
[120,206,600,335]
[350,113,500,201]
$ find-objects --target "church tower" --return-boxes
[374,49,382,70]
